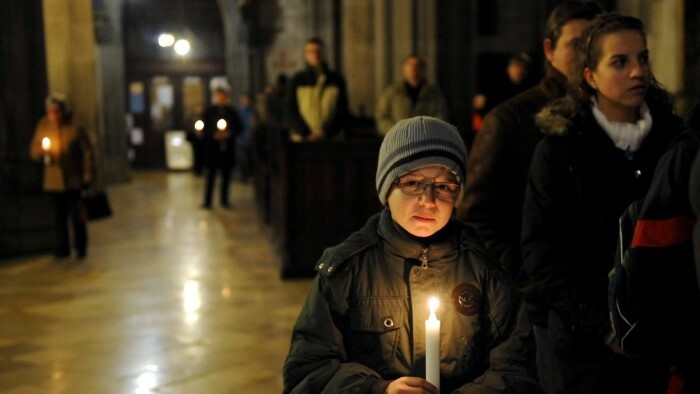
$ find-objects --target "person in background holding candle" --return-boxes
[284,116,539,393]
[200,86,242,209]
[30,94,95,259]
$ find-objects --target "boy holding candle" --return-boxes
[284,116,539,393]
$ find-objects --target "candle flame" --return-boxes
[194,120,204,131]
[429,297,439,314]
[42,137,51,151]
[217,119,227,130]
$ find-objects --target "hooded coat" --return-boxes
[284,209,539,394]
[521,95,683,361]
[617,106,700,385]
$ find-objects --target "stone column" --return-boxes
[43,0,98,142]
[342,0,376,117]
[94,0,131,183]
[43,0,131,185]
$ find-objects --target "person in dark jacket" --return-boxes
[200,87,242,209]
[612,104,700,393]
[286,37,350,142]
[284,116,539,394]
[688,104,700,299]
[474,51,537,118]
[693,141,700,295]
[457,2,603,391]
[521,13,684,393]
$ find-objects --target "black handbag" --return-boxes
[82,192,112,221]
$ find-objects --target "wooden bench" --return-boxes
[265,135,383,278]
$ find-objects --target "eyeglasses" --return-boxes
[394,178,461,201]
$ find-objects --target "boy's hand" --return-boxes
[386,377,438,394]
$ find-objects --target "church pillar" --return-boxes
[43,0,131,185]
[94,0,131,183]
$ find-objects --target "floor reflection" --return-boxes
[0,170,312,393]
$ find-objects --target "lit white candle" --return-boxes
[41,137,51,152]
[41,137,52,164]
[426,296,440,389]
[216,119,227,130]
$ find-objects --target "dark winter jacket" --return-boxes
[458,66,568,326]
[521,97,683,346]
[693,153,700,294]
[690,106,700,295]
[201,104,242,167]
[622,123,700,374]
[286,63,350,139]
[284,209,539,394]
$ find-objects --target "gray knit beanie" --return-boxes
[376,116,467,205]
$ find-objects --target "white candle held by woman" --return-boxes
[41,137,51,164]
[41,137,51,152]
[426,296,440,390]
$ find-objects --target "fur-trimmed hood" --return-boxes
[535,102,575,136]
[536,92,681,138]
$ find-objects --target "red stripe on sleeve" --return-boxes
[631,217,696,248]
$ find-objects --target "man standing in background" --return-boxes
[286,37,350,142]
[375,54,448,136]
[457,1,603,392]
[201,87,242,209]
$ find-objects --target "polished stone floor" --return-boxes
[0,170,313,393]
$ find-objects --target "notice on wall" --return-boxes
[129,82,145,114]
[130,128,144,145]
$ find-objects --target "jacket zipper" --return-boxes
[420,247,430,269]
